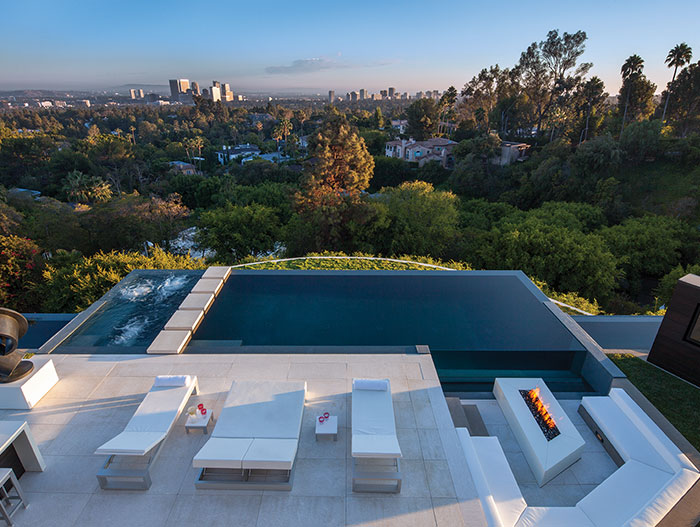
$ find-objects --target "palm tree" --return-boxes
[129,125,136,144]
[661,43,693,122]
[620,54,644,136]
[191,136,204,170]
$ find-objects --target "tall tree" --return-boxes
[406,98,439,140]
[662,43,693,122]
[619,54,644,135]
[577,76,607,143]
[665,61,700,136]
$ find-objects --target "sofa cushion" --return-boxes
[608,388,697,474]
[625,468,700,527]
[515,506,595,527]
[577,460,674,527]
[471,434,527,527]
[581,396,673,474]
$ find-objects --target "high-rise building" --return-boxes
[191,82,200,96]
[129,89,138,99]
[210,85,221,102]
[359,89,366,100]
[350,91,359,102]
[212,80,221,89]
[380,89,388,98]
[169,79,189,101]
[416,91,424,99]
[328,90,335,104]
[222,83,233,102]
[388,87,396,99]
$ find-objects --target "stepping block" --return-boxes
[202,266,231,280]
[190,278,224,295]
[164,310,204,332]
[179,293,215,312]
[147,330,192,354]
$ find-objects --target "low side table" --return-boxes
[315,415,338,441]
[185,411,214,434]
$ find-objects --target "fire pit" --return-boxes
[494,378,585,486]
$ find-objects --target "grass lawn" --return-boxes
[608,353,700,451]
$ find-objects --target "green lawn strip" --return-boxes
[608,353,700,450]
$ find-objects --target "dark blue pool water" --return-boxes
[192,271,585,351]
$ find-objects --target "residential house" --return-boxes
[498,141,530,165]
[168,161,197,175]
[216,143,261,165]
[390,119,408,134]
[385,137,457,169]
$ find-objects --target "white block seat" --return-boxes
[95,375,199,490]
[193,380,306,490]
[351,378,402,493]
[190,278,224,295]
[202,266,231,280]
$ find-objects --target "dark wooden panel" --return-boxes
[648,279,700,387]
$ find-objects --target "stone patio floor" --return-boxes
[1,353,487,527]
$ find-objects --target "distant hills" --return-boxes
[108,84,169,95]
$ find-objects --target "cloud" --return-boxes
[265,58,345,75]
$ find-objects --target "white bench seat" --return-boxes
[515,507,594,527]
[192,437,253,470]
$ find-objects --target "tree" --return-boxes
[62,170,112,204]
[375,181,460,258]
[196,203,280,263]
[665,61,700,136]
[662,43,693,122]
[0,235,44,312]
[373,107,384,129]
[406,98,439,140]
[301,108,374,202]
[619,120,662,162]
[619,55,655,134]
[576,76,607,143]
[437,86,458,135]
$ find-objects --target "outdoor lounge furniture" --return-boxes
[192,380,306,490]
[95,374,199,490]
[458,387,700,527]
[351,378,402,493]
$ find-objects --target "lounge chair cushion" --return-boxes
[213,381,306,440]
[515,507,594,527]
[242,438,299,471]
[153,375,192,387]
[352,379,401,458]
[125,384,194,433]
[353,378,389,391]
[192,437,253,470]
[352,434,402,458]
[95,431,166,456]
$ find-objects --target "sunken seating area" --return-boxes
[459,386,700,527]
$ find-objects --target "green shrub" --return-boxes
[0,235,44,312]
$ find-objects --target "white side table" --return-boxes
[185,411,214,434]
[315,415,338,441]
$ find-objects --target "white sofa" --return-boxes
[458,387,700,527]
[193,380,306,489]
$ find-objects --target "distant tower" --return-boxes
[350,91,359,102]
[388,87,396,99]
[359,89,366,100]
[191,81,201,96]
[129,89,138,99]
[169,79,189,101]
[380,89,388,98]
[210,85,221,102]
[328,90,335,104]
[222,83,233,101]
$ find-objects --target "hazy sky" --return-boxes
[2,0,698,95]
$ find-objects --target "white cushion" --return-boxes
[608,388,697,474]
[213,381,306,440]
[153,375,192,387]
[515,507,595,527]
[125,384,193,433]
[242,438,299,471]
[351,380,401,458]
[457,428,505,527]
[353,378,389,391]
[472,436,527,527]
[95,431,165,456]
[352,434,402,458]
[192,437,253,469]
[577,460,675,527]
[581,396,673,473]
[625,468,700,527]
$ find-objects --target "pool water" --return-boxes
[57,270,202,353]
[190,271,591,391]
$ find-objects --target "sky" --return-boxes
[2,0,699,95]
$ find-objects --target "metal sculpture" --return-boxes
[0,308,34,383]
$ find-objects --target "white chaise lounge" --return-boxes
[351,378,402,493]
[458,387,700,527]
[95,375,199,490]
[193,380,306,490]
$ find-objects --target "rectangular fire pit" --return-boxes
[493,378,585,486]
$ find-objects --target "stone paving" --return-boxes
[3,353,487,527]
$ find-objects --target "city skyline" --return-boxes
[2,0,699,95]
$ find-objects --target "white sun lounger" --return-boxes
[351,378,402,493]
[193,380,306,490]
[95,375,198,490]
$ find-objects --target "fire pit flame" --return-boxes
[519,387,561,441]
